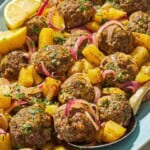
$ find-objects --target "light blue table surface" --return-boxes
[0,0,150,149]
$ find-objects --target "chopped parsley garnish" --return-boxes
[79,5,87,12]
[101,18,108,24]
[16,93,25,99]
[106,63,117,71]
[21,123,32,135]
[29,107,44,114]
[117,72,123,82]
[102,100,110,108]
[3,94,11,97]
[32,26,40,34]
[54,36,66,44]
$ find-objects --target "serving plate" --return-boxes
[0,1,150,150]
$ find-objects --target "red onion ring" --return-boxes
[94,20,125,47]
[120,81,142,93]
[48,7,65,31]
[70,35,92,60]
[40,61,51,77]
[65,99,76,117]
[26,36,36,54]
[37,82,44,90]
[101,70,117,81]
[0,128,6,134]
[94,87,101,104]
[37,0,49,16]
[5,100,27,113]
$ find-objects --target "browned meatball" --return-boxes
[0,51,27,81]
[97,24,134,55]
[26,16,48,42]
[128,11,150,35]
[54,99,99,143]
[64,29,89,59]
[100,52,139,87]
[9,105,52,149]
[57,0,95,29]
[97,94,132,127]
[90,0,105,5]
[59,73,95,104]
[116,0,149,14]
[31,45,74,78]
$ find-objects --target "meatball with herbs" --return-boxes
[54,99,99,143]
[97,23,134,55]
[116,0,149,14]
[97,94,132,127]
[128,11,150,35]
[26,16,48,42]
[31,45,74,78]
[57,0,95,29]
[58,73,95,104]
[9,105,52,149]
[100,52,139,87]
[0,51,28,81]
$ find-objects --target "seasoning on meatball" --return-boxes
[97,23,134,55]
[116,0,149,14]
[31,45,74,78]
[58,73,95,104]
[128,11,150,35]
[9,105,52,149]
[100,52,139,87]
[0,51,28,81]
[97,94,132,127]
[57,0,96,29]
[54,99,100,143]
[26,16,48,42]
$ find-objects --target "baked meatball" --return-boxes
[54,99,99,143]
[116,0,149,14]
[31,45,74,78]
[0,51,27,81]
[97,94,132,127]
[64,29,89,59]
[26,16,48,42]
[97,24,134,55]
[59,73,95,104]
[100,52,139,87]
[128,11,150,35]
[9,105,52,149]
[57,0,95,29]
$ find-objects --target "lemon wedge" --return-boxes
[4,0,42,29]
[0,27,27,54]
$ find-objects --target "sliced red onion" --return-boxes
[26,36,36,54]
[37,82,44,90]
[101,70,117,81]
[48,7,65,31]
[37,0,49,16]
[70,35,92,60]
[95,20,125,47]
[120,81,142,93]
[94,86,101,104]
[65,99,76,117]
[0,128,6,134]
[92,33,97,46]
[85,111,99,131]
[40,61,51,77]
[6,100,27,113]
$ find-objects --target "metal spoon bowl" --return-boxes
[68,117,137,149]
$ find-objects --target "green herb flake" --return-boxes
[32,26,40,34]
[3,94,11,97]
[54,36,66,44]
[21,123,32,135]
[16,93,25,99]
[102,100,110,108]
